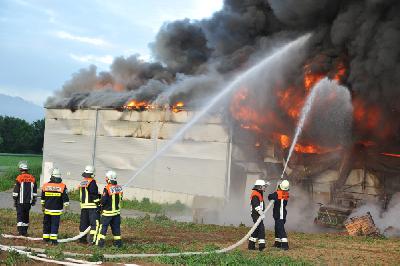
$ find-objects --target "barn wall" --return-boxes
[43,108,230,208]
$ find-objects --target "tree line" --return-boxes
[0,116,44,154]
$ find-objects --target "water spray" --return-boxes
[124,33,312,188]
[280,77,338,179]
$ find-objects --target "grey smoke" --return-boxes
[349,192,400,237]
[151,19,211,74]
[304,80,353,147]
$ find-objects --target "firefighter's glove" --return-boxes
[257,209,264,216]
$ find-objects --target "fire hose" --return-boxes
[1,201,273,260]
[1,226,91,243]
[0,243,100,265]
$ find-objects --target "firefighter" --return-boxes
[268,179,290,250]
[96,170,123,248]
[12,162,37,236]
[41,168,69,245]
[78,165,100,244]
[248,179,269,251]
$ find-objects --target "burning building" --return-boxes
[43,0,400,225]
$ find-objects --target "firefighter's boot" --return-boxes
[113,239,123,248]
[259,240,266,251]
[248,238,256,250]
[281,241,289,250]
[274,238,281,248]
[97,238,105,248]
[88,233,95,244]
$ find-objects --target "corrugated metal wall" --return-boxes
[43,109,231,207]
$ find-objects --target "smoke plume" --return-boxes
[349,193,400,237]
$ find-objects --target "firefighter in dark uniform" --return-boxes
[41,168,69,245]
[12,162,37,236]
[268,179,290,250]
[78,165,100,244]
[249,179,269,251]
[96,170,123,248]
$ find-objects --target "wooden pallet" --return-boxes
[344,212,380,236]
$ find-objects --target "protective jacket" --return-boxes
[41,181,69,215]
[268,190,289,220]
[79,177,100,208]
[13,173,37,204]
[101,183,123,216]
[250,189,265,217]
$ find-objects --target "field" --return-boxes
[0,154,42,191]
[0,209,399,265]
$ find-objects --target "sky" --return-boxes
[0,0,223,105]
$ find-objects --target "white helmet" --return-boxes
[84,165,95,174]
[254,179,266,186]
[279,180,290,191]
[105,170,117,182]
[18,161,28,171]
[51,168,62,178]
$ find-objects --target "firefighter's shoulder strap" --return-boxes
[250,190,263,202]
[277,190,289,200]
[16,173,35,183]
[42,182,66,193]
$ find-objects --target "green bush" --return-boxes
[69,190,188,214]
[122,197,187,214]
[0,159,42,191]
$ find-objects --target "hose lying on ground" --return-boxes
[1,227,91,243]
[103,201,273,259]
[2,201,273,260]
[0,244,88,265]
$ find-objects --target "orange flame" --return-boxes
[172,101,185,113]
[123,100,150,111]
[276,134,339,154]
[230,60,349,155]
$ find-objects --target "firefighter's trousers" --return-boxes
[96,214,121,247]
[16,203,31,236]
[79,208,99,243]
[43,214,61,242]
[249,214,265,245]
[274,219,288,249]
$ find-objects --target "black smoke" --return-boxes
[47,0,400,132]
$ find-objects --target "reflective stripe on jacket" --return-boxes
[13,173,37,204]
[250,189,264,216]
[101,184,123,216]
[41,182,69,215]
[79,178,99,208]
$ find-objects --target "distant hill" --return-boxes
[0,94,44,122]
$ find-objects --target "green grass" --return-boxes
[3,250,31,265]
[154,250,311,265]
[0,154,42,191]
[0,154,42,167]
[69,189,187,214]
[1,208,400,265]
